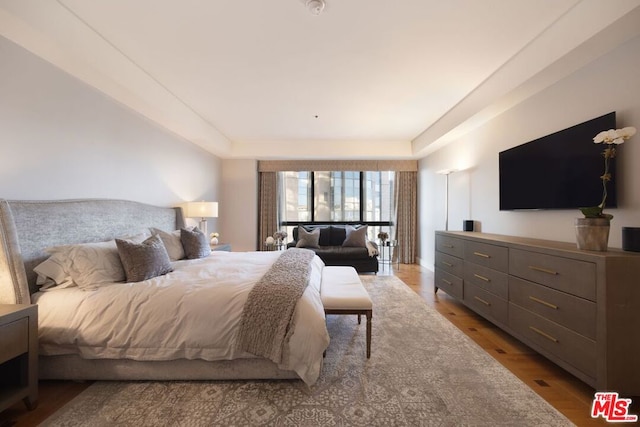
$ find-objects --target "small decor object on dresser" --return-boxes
[576,125,636,251]
[622,227,640,252]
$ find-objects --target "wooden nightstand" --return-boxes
[0,304,38,412]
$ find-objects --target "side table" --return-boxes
[210,243,232,252]
[264,242,287,251]
[0,304,38,412]
[378,239,399,270]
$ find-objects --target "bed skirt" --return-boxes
[39,355,300,381]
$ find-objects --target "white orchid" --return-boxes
[581,126,635,219]
[593,127,636,145]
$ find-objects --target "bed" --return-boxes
[0,199,330,385]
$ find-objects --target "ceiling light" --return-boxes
[306,0,325,15]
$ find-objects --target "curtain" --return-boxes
[394,171,417,264]
[257,171,278,250]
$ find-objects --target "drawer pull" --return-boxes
[473,273,490,282]
[473,251,491,258]
[529,296,558,310]
[442,279,452,285]
[474,296,491,306]
[441,261,453,267]
[528,265,558,275]
[529,326,559,343]
[443,244,454,248]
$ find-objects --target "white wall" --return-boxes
[221,159,258,251]
[0,36,221,232]
[418,34,640,269]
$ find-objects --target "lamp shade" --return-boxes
[185,201,218,218]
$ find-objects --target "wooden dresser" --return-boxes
[435,231,640,395]
[0,304,38,412]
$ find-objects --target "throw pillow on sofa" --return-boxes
[296,227,320,248]
[343,225,368,248]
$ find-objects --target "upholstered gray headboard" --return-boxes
[0,199,185,304]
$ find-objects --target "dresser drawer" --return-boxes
[0,317,28,364]
[464,241,508,272]
[509,276,596,340]
[509,303,596,379]
[509,248,596,301]
[464,283,508,325]
[435,268,463,299]
[435,251,463,278]
[435,234,464,258]
[464,262,508,299]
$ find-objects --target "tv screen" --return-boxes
[499,112,617,211]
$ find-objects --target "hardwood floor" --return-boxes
[2,263,635,426]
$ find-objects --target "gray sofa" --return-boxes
[288,225,379,273]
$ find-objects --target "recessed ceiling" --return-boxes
[1,0,639,159]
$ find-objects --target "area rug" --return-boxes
[41,275,573,426]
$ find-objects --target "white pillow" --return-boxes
[45,240,126,289]
[150,228,185,261]
[34,255,70,285]
[34,256,76,291]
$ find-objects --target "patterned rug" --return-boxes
[42,275,573,426]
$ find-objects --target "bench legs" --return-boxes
[325,309,372,359]
[365,310,371,358]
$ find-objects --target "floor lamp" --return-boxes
[436,169,456,231]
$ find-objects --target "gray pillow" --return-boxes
[296,227,320,248]
[342,225,368,248]
[181,227,212,259]
[115,234,173,283]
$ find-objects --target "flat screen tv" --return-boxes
[499,112,617,211]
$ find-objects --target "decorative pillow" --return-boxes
[44,240,126,289]
[180,227,212,259]
[115,234,173,283]
[150,227,185,261]
[342,225,368,248]
[296,227,320,248]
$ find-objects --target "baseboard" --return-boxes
[416,256,434,272]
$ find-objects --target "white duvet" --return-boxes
[32,251,330,385]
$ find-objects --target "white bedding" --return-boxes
[32,251,330,385]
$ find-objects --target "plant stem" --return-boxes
[599,150,610,211]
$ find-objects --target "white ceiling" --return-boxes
[1,0,640,159]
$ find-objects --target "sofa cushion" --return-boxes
[312,246,371,261]
[328,225,346,246]
[343,225,368,248]
[296,227,320,248]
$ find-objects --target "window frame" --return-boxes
[280,171,394,229]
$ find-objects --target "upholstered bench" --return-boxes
[321,266,373,358]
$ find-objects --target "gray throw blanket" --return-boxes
[236,248,316,364]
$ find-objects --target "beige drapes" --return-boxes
[257,171,278,250]
[394,171,417,264]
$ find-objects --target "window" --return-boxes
[279,171,395,240]
[281,171,311,221]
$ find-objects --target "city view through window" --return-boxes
[278,171,395,242]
